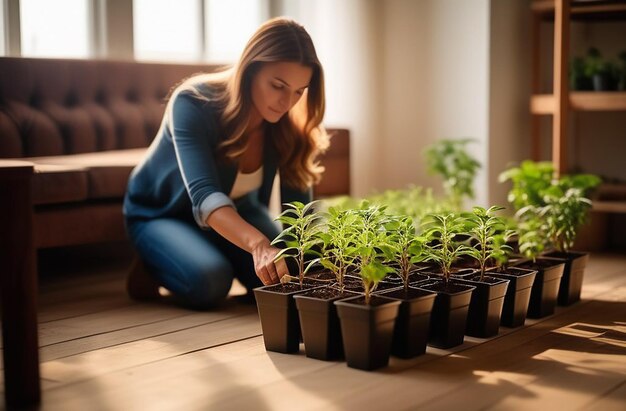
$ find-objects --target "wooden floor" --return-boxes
[2,249,625,410]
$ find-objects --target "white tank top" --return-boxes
[229,166,264,199]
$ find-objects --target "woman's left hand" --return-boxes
[250,240,290,285]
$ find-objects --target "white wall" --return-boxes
[488,0,531,207]
[281,0,382,197]
[379,0,490,206]
[285,0,532,207]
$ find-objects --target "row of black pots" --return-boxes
[253,250,587,371]
[254,274,482,371]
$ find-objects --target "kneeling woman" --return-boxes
[123,18,328,308]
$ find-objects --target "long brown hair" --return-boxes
[172,17,328,190]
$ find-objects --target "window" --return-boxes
[133,0,201,62]
[20,0,90,58]
[133,0,267,63]
[205,0,266,62]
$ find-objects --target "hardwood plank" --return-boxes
[37,304,194,346]
[38,312,261,386]
[583,380,626,411]
[38,304,254,363]
[36,336,338,410]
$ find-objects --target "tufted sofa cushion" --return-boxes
[25,148,146,204]
[0,57,217,206]
[0,57,215,158]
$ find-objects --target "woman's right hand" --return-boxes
[250,239,290,285]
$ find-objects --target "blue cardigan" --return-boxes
[123,81,311,229]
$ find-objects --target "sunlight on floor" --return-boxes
[553,322,626,349]
[535,348,626,375]
[473,370,535,386]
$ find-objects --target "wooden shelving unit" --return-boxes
[530,0,626,215]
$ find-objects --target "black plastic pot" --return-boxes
[254,282,321,353]
[544,251,589,306]
[334,295,401,371]
[488,267,537,328]
[514,257,565,318]
[379,286,437,358]
[455,275,509,338]
[417,280,476,349]
[294,286,356,361]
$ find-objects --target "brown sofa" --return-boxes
[0,57,350,407]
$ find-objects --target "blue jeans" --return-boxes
[125,192,280,309]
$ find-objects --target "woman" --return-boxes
[123,17,328,308]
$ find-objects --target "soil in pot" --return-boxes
[488,267,537,328]
[544,251,589,306]
[294,286,356,361]
[305,269,337,284]
[417,280,476,349]
[454,275,509,338]
[380,286,437,358]
[429,267,476,278]
[515,258,565,318]
[334,295,401,371]
[408,272,430,286]
[254,282,320,354]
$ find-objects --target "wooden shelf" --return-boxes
[532,0,626,20]
[592,200,626,212]
[591,182,626,213]
[531,92,626,113]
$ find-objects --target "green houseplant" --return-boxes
[418,213,476,348]
[585,47,612,91]
[424,138,481,211]
[501,160,600,313]
[540,174,601,305]
[457,206,511,337]
[378,215,436,358]
[421,213,472,283]
[271,201,324,286]
[254,201,324,354]
[514,209,565,319]
[485,222,538,328]
[570,56,593,91]
[318,207,359,291]
[293,206,360,361]
[334,203,401,370]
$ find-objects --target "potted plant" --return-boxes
[498,160,553,211]
[418,213,475,349]
[486,226,538,328]
[424,138,481,211]
[254,201,323,354]
[457,206,511,338]
[513,213,565,319]
[570,56,593,91]
[294,207,359,361]
[334,203,401,370]
[585,47,616,91]
[500,160,568,318]
[379,215,436,358]
[540,174,600,305]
